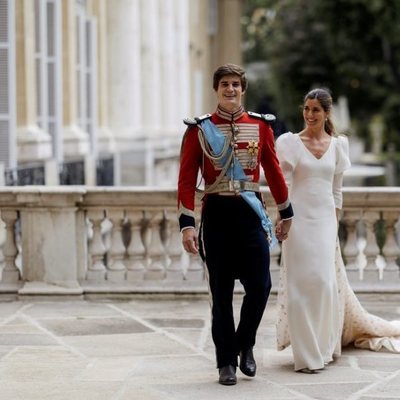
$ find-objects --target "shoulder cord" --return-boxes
[195,124,233,194]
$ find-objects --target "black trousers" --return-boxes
[202,194,271,368]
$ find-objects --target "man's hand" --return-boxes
[275,219,292,241]
[182,227,199,255]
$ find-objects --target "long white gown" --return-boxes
[275,132,400,372]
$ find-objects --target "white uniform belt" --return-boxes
[205,180,260,194]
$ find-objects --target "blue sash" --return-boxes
[200,119,277,248]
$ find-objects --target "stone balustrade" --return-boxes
[0,187,399,299]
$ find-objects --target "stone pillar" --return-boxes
[145,210,166,280]
[140,0,161,134]
[175,0,190,122]
[107,0,141,148]
[61,0,90,157]
[86,209,107,281]
[165,210,185,281]
[17,189,85,295]
[159,0,177,133]
[362,211,380,282]
[15,0,52,162]
[342,210,362,282]
[125,210,146,281]
[217,0,243,66]
[139,0,161,185]
[381,212,400,281]
[189,0,214,113]
[0,210,20,283]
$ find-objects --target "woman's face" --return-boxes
[215,74,244,111]
[303,98,329,130]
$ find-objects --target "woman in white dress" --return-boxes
[275,88,400,373]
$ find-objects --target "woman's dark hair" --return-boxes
[304,88,336,136]
[213,64,248,91]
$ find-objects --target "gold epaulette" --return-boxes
[248,111,276,122]
[183,113,212,126]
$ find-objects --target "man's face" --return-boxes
[215,74,244,111]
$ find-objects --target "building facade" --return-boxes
[0,0,243,186]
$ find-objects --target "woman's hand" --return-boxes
[276,219,292,241]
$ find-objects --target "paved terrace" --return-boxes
[0,294,399,400]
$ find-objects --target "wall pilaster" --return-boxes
[61,0,90,158]
[92,0,115,155]
[15,0,51,163]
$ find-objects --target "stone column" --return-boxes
[17,189,85,295]
[175,0,190,122]
[217,0,243,66]
[189,0,214,114]
[138,0,161,185]
[140,0,161,134]
[107,0,141,148]
[159,0,177,134]
[15,0,51,162]
[61,0,90,157]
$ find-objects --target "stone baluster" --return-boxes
[381,212,400,281]
[0,210,20,283]
[125,210,146,282]
[165,210,185,281]
[269,210,280,287]
[186,215,204,282]
[145,210,166,280]
[341,210,361,282]
[270,241,281,289]
[87,210,107,281]
[106,209,126,282]
[362,211,380,282]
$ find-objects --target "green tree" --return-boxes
[243,0,400,150]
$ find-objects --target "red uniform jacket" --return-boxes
[177,106,293,230]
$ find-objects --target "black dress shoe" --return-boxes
[239,348,256,377]
[218,365,237,385]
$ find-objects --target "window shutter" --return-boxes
[46,0,63,162]
[0,0,16,169]
[34,0,63,163]
[85,17,97,156]
[75,1,97,156]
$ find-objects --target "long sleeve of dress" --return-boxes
[335,135,351,174]
[333,135,351,209]
[332,173,344,209]
[275,132,298,191]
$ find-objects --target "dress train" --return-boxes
[276,240,400,355]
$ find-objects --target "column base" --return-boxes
[86,269,106,282]
[17,125,52,162]
[63,125,90,157]
[107,270,126,283]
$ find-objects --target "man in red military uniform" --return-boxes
[177,64,293,385]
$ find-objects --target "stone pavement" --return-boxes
[0,294,399,400]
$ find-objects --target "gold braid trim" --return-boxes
[196,124,233,194]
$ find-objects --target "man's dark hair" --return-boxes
[213,63,248,91]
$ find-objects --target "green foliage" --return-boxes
[242,0,400,149]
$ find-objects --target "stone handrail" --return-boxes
[0,186,399,298]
